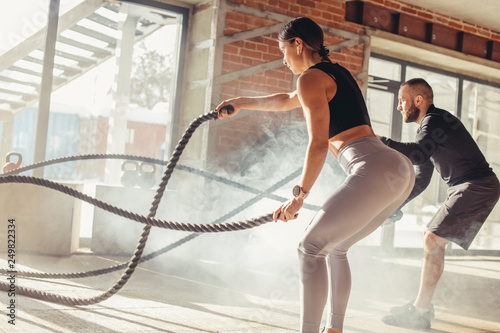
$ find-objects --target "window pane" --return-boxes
[7,2,183,182]
[369,57,401,81]
[366,88,393,136]
[461,80,500,249]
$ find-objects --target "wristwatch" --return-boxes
[293,185,308,200]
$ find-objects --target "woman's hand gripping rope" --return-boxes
[274,197,304,222]
[215,103,237,120]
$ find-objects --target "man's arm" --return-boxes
[387,159,434,222]
[380,117,444,165]
[403,159,434,206]
[379,136,429,165]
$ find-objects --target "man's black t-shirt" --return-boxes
[381,105,494,190]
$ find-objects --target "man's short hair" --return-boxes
[402,78,434,102]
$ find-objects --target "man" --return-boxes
[379,78,500,329]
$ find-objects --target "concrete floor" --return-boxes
[2,234,500,333]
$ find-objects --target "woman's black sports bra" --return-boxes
[309,62,371,138]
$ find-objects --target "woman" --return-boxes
[216,17,414,333]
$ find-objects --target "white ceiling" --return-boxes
[401,0,500,34]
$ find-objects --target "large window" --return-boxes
[366,54,500,251]
[0,0,189,248]
[0,0,188,182]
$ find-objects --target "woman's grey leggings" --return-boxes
[298,137,415,332]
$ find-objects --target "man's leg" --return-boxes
[382,230,449,329]
[414,230,450,310]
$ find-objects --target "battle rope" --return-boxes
[0,154,319,279]
[0,109,297,305]
[0,174,274,232]
[0,153,319,212]
[0,167,303,279]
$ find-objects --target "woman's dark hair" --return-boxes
[278,17,331,62]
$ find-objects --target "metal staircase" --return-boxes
[0,0,177,117]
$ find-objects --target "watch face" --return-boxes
[293,185,300,197]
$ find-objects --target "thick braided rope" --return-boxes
[0,111,276,305]
[0,174,273,232]
[0,154,315,279]
[1,168,300,279]
[0,153,165,177]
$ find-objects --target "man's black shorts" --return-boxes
[427,175,500,250]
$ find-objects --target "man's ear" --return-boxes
[415,95,423,106]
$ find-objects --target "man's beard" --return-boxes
[404,102,420,123]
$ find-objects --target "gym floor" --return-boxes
[2,240,500,333]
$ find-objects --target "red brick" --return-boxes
[224,28,238,35]
[243,14,275,29]
[401,7,417,16]
[278,1,289,10]
[231,41,245,48]
[417,11,433,21]
[448,21,464,30]
[228,21,249,33]
[331,52,347,62]
[478,28,492,39]
[322,12,333,22]
[227,54,242,63]
[240,49,263,59]
[326,5,345,16]
[384,2,401,10]
[266,77,278,87]
[256,44,268,53]
[311,9,321,18]
[299,6,310,16]
[464,25,478,34]
[244,41,257,50]
[249,36,265,44]
[225,10,239,20]
[224,44,239,55]
[435,16,449,25]
[241,57,253,66]
[297,0,316,8]
[267,70,286,80]
[331,13,344,24]
[317,3,328,11]
[263,53,281,61]
[329,0,344,10]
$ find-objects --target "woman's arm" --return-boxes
[215,91,301,119]
[275,69,332,221]
[296,70,331,193]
